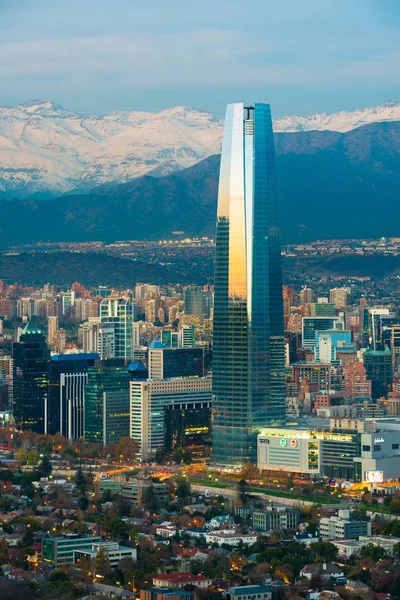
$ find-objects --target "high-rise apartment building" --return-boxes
[100,298,135,361]
[300,287,315,305]
[330,287,350,310]
[47,316,58,346]
[212,102,286,467]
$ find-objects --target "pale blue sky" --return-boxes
[1,0,399,117]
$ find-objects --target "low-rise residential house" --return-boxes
[155,525,177,538]
[184,503,207,514]
[141,589,196,600]
[206,515,234,530]
[89,582,136,598]
[177,548,208,562]
[345,580,370,595]
[226,585,271,600]
[185,527,207,539]
[153,573,212,589]
[206,532,258,547]
[300,563,344,582]
[294,531,320,545]
[5,533,23,547]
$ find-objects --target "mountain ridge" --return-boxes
[1,120,400,245]
[0,99,399,197]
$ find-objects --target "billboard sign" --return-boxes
[365,470,384,483]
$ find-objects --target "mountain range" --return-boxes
[1,99,400,197]
[1,118,400,246]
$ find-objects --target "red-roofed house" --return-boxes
[153,573,212,589]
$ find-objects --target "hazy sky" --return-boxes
[1,0,400,117]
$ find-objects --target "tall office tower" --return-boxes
[48,353,99,438]
[212,103,285,467]
[130,377,212,461]
[100,298,135,361]
[84,360,130,446]
[363,347,393,399]
[184,287,213,321]
[0,318,3,335]
[13,321,50,433]
[300,287,315,305]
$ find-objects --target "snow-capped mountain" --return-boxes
[1,99,400,196]
[273,101,400,133]
[0,100,223,196]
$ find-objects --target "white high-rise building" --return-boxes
[100,298,135,361]
[47,316,59,345]
[130,377,212,461]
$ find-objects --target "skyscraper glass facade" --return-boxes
[212,103,286,467]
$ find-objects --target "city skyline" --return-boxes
[212,102,286,467]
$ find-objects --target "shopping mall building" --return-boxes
[257,418,400,483]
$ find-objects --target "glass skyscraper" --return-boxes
[212,102,286,467]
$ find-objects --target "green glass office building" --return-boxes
[84,360,130,445]
[212,103,286,467]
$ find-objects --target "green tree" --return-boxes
[391,576,400,600]
[183,450,193,465]
[94,547,112,578]
[142,485,159,512]
[74,467,86,493]
[119,556,136,587]
[237,479,250,505]
[202,554,231,578]
[49,570,70,587]
[115,437,139,463]
[390,499,400,514]
[108,516,127,542]
[176,477,191,500]
[154,447,168,464]
[78,496,89,511]
[173,447,184,463]
[0,537,8,564]
[36,454,52,478]
[360,543,386,562]
[129,528,139,546]
[310,541,338,563]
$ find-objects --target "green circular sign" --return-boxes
[280,438,287,447]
